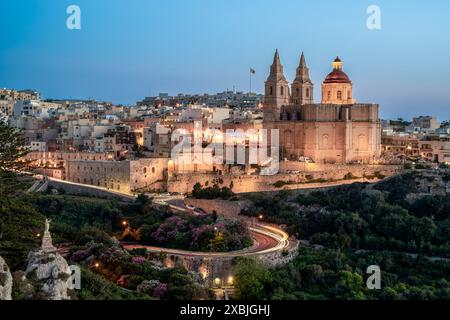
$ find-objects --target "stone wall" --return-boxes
[168,164,402,194]
[48,178,135,202]
[65,158,168,194]
[159,241,299,288]
[257,240,299,268]
[184,198,252,219]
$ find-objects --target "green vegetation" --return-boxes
[233,258,272,300]
[192,182,234,199]
[0,119,30,197]
[238,171,450,300]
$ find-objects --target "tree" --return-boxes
[0,119,30,198]
[233,258,272,299]
[0,119,29,173]
[336,271,366,300]
[132,143,145,158]
[208,232,226,252]
[192,182,202,198]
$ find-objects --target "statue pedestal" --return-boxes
[41,230,57,253]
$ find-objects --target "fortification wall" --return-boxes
[47,179,135,202]
[168,164,402,194]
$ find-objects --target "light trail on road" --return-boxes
[122,223,290,258]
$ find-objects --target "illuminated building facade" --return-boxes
[263,50,381,164]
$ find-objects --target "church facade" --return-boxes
[263,50,381,164]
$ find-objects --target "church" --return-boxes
[263,50,381,164]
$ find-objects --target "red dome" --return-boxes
[323,69,351,84]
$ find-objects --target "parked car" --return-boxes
[298,156,314,163]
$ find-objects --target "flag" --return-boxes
[250,68,256,74]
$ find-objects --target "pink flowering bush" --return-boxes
[131,256,146,265]
[153,283,168,299]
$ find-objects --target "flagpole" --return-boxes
[249,68,252,94]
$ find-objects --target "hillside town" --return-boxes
[1,53,449,196]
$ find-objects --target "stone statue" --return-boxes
[25,219,73,300]
[41,219,56,253]
[45,219,51,233]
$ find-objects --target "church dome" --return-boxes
[323,56,351,84]
[323,69,351,84]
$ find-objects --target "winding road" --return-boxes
[122,223,290,258]
[123,194,291,258]
[31,178,293,259]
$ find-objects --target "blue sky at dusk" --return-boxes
[0,0,449,120]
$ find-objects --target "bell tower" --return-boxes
[264,49,290,122]
[291,52,314,105]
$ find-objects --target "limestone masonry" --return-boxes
[263,50,381,164]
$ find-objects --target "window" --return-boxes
[269,86,273,96]
[296,88,299,97]
[280,86,284,96]
[337,91,342,100]
[152,167,156,173]
[327,91,331,100]
[306,88,310,98]
[348,91,351,99]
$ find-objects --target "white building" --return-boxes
[29,141,47,152]
[13,100,41,117]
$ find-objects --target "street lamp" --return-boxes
[122,220,128,227]
[258,214,264,221]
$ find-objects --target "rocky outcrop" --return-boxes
[24,219,73,300]
[0,256,13,300]
[25,250,73,300]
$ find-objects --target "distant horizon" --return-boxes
[3,84,449,122]
[1,0,449,120]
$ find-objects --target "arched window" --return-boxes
[280,86,284,96]
[306,88,310,98]
[337,91,342,100]
[296,88,299,97]
[269,86,273,95]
